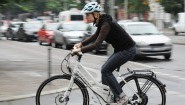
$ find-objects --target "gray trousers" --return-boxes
[101,46,137,98]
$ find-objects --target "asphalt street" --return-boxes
[0,30,185,105]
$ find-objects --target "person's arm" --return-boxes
[73,29,98,49]
[81,29,99,46]
[81,22,110,53]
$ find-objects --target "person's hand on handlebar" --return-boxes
[71,46,82,55]
[73,42,82,49]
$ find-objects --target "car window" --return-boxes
[62,23,87,31]
[46,23,59,31]
[70,15,83,21]
[24,22,42,30]
[126,24,160,35]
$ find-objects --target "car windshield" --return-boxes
[63,23,87,31]
[46,23,59,30]
[126,24,160,35]
[24,22,42,30]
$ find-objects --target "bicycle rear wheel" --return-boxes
[36,74,89,105]
[120,74,166,105]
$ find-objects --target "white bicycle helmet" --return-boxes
[81,2,102,14]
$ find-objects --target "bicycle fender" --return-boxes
[123,74,166,93]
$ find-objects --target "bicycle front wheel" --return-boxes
[36,74,89,105]
[120,74,166,105]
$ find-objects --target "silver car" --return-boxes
[53,22,87,50]
[118,21,173,60]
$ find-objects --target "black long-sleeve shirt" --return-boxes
[81,14,135,53]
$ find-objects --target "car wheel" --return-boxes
[23,37,28,42]
[92,49,98,54]
[6,36,9,40]
[174,30,178,35]
[38,40,42,45]
[5,32,10,40]
[51,41,58,48]
[164,53,171,60]
[62,43,69,50]
[61,39,69,50]
[11,36,15,40]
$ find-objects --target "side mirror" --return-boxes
[84,31,92,36]
[59,29,65,32]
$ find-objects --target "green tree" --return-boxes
[116,0,149,19]
[160,0,184,16]
[0,0,86,19]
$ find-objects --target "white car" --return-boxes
[172,12,185,35]
[118,21,172,59]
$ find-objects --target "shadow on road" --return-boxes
[133,56,172,63]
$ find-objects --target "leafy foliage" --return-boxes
[160,0,184,16]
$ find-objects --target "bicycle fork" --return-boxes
[61,76,75,103]
[116,72,142,104]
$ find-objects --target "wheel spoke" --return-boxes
[36,75,89,105]
[141,80,153,94]
[121,76,166,105]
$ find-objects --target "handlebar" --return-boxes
[61,52,83,74]
[70,51,83,62]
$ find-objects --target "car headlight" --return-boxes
[165,40,172,45]
[136,41,149,46]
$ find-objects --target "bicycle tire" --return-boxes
[36,74,89,105]
[120,74,166,105]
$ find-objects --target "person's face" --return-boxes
[85,13,94,23]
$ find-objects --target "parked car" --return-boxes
[0,20,9,36]
[5,21,25,40]
[118,21,172,59]
[53,21,88,49]
[16,21,42,41]
[84,23,108,54]
[38,23,59,45]
[172,12,185,35]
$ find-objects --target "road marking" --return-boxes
[179,78,185,80]
[157,73,171,76]
[167,90,185,97]
[14,71,43,77]
[154,71,185,81]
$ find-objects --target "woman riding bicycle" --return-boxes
[72,2,137,105]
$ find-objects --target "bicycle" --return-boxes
[36,52,166,105]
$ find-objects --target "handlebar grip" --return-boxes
[70,51,83,62]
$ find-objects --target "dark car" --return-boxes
[84,23,108,54]
[6,21,25,40]
[16,21,42,41]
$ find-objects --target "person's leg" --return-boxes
[101,47,136,99]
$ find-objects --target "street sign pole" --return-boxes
[48,46,51,78]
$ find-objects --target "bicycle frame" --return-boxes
[62,55,142,104]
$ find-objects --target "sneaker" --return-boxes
[117,95,128,105]
[107,96,128,105]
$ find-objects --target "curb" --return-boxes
[0,94,35,102]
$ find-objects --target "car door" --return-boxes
[55,24,64,44]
